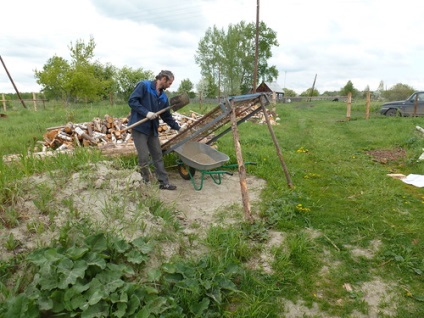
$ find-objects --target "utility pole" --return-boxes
[0,55,27,109]
[252,0,260,93]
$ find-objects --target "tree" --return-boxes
[34,55,70,100]
[195,21,279,96]
[66,37,101,102]
[197,76,219,99]
[93,62,117,102]
[35,37,124,103]
[340,80,360,98]
[283,88,297,97]
[177,79,195,98]
[300,88,319,97]
[382,83,415,101]
[115,67,154,101]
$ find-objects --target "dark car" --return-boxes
[380,92,424,116]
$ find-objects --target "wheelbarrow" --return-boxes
[174,141,233,191]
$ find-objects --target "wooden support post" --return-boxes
[2,94,6,111]
[365,91,370,120]
[32,92,38,111]
[230,99,253,223]
[260,101,294,189]
[346,92,352,120]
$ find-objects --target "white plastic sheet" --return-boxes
[401,174,424,188]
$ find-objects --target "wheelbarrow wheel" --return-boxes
[178,164,196,180]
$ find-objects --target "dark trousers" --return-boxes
[132,130,169,184]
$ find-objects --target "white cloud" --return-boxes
[1,0,423,95]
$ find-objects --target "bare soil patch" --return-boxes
[365,147,407,164]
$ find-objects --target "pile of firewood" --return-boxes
[42,111,202,151]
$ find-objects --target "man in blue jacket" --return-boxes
[128,70,181,190]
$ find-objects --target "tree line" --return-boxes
[12,21,418,104]
[32,21,280,104]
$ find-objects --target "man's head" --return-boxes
[155,70,174,90]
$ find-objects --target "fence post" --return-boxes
[32,92,38,111]
[365,91,370,119]
[346,92,352,120]
[2,93,6,111]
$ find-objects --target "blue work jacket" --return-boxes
[128,80,180,136]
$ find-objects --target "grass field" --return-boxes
[1,98,423,317]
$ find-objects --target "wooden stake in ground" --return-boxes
[260,101,294,189]
[32,92,38,111]
[346,92,352,120]
[365,91,370,120]
[1,94,6,112]
[230,99,253,223]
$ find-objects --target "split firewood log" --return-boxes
[87,124,93,136]
[114,129,122,139]
[64,122,74,134]
[75,126,97,144]
[104,114,114,129]
[74,135,81,147]
[57,132,73,142]
[93,118,102,131]
[113,118,123,131]
[44,129,59,143]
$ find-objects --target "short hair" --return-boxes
[155,70,174,81]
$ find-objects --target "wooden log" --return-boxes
[124,133,132,143]
[93,118,102,131]
[64,122,73,134]
[57,132,73,141]
[44,129,59,143]
[75,126,97,144]
[113,118,122,131]
[74,134,81,147]
[114,129,122,139]
[104,114,114,123]
[87,123,93,136]
[104,114,114,128]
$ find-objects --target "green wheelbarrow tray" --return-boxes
[174,141,232,190]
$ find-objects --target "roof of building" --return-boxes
[257,81,284,93]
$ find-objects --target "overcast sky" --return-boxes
[1,0,423,95]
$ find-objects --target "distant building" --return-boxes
[256,81,285,100]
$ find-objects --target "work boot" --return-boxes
[159,183,177,190]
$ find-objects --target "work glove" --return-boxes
[146,112,157,120]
